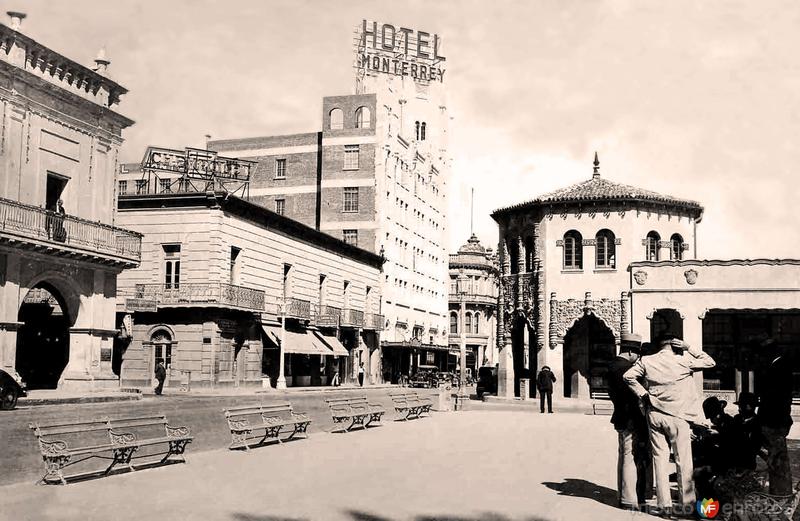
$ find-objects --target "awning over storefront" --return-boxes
[261,325,333,355]
[314,332,349,356]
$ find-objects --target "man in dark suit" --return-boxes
[536,366,556,413]
[608,333,652,509]
[756,338,794,495]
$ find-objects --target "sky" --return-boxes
[12,0,800,258]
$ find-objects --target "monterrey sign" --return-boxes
[356,20,446,83]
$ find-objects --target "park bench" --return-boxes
[735,478,800,521]
[590,390,613,415]
[223,402,311,450]
[410,392,434,414]
[28,414,192,485]
[389,391,425,420]
[327,396,385,432]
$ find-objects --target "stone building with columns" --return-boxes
[0,13,140,391]
[490,155,703,400]
[448,234,498,374]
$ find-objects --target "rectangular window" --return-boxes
[426,352,435,364]
[275,158,286,179]
[230,246,241,285]
[275,198,285,216]
[283,264,292,300]
[343,145,360,170]
[342,229,358,247]
[159,178,171,193]
[343,187,359,212]
[154,342,172,369]
[118,180,128,195]
[135,179,148,194]
[163,244,181,289]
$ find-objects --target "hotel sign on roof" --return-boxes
[355,20,446,83]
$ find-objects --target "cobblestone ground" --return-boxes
[1,408,797,521]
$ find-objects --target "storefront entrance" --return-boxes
[15,283,71,390]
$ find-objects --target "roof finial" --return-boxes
[592,151,600,179]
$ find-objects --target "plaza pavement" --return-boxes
[2,410,655,521]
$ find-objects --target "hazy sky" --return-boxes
[15,0,800,258]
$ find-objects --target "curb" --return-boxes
[19,393,143,407]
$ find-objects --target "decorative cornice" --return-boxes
[628,259,800,269]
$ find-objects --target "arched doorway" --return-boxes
[562,315,615,399]
[16,283,71,390]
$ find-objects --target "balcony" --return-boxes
[340,308,365,328]
[0,196,142,267]
[364,313,385,331]
[283,297,312,320]
[128,283,265,311]
[501,273,533,310]
[314,304,341,327]
[449,293,497,306]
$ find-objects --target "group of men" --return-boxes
[607,333,794,517]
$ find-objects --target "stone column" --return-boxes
[0,253,22,372]
[520,321,530,400]
[497,330,514,398]
[686,310,705,394]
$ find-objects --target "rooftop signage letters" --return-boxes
[356,20,446,83]
[141,146,254,180]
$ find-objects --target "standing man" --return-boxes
[624,335,715,515]
[756,338,794,495]
[536,365,556,414]
[608,333,652,509]
[154,359,167,396]
[358,362,365,387]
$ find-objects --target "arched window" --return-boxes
[595,229,616,269]
[465,312,472,333]
[670,234,684,261]
[646,231,660,261]
[563,230,583,270]
[420,122,426,140]
[473,312,480,334]
[355,107,371,129]
[415,121,420,140]
[329,108,344,130]
[450,313,458,334]
[151,330,172,369]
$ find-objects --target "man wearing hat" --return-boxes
[755,338,793,495]
[732,391,763,471]
[607,332,652,509]
[536,365,556,414]
[624,334,716,514]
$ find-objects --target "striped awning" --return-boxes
[314,332,349,356]
[261,325,333,355]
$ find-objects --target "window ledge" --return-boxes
[342,167,360,171]
[561,269,584,274]
[274,177,286,181]
[342,210,359,214]
[593,268,618,273]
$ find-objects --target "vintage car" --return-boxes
[476,365,498,398]
[408,365,440,388]
[0,368,27,410]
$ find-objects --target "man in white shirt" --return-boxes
[624,335,716,513]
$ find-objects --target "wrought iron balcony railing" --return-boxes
[340,308,365,328]
[363,313,385,331]
[130,283,265,311]
[0,196,142,264]
[314,304,341,327]
[283,297,312,320]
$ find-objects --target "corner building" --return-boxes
[491,158,703,400]
[0,14,139,391]
[209,73,451,382]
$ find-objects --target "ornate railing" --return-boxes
[314,304,341,327]
[0,196,142,263]
[283,297,312,320]
[130,283,265,311]
[340,308,365,328]
[449,293,497,306]
[364,313,385,331]
[500,273,533,310]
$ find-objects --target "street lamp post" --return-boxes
[457,270,468,409]
[276,303,287,390]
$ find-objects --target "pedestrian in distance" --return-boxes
[536,365,556,414]
[154,359,167,396]
[755,337,794,495]
[607,332,653,509]
[623,334,716,515]
[331,370,340,387]
[358,362,365,387]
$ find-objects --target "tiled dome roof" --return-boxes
[492,155,703,218]
[457,234,486,255]
[450,234,497,271]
